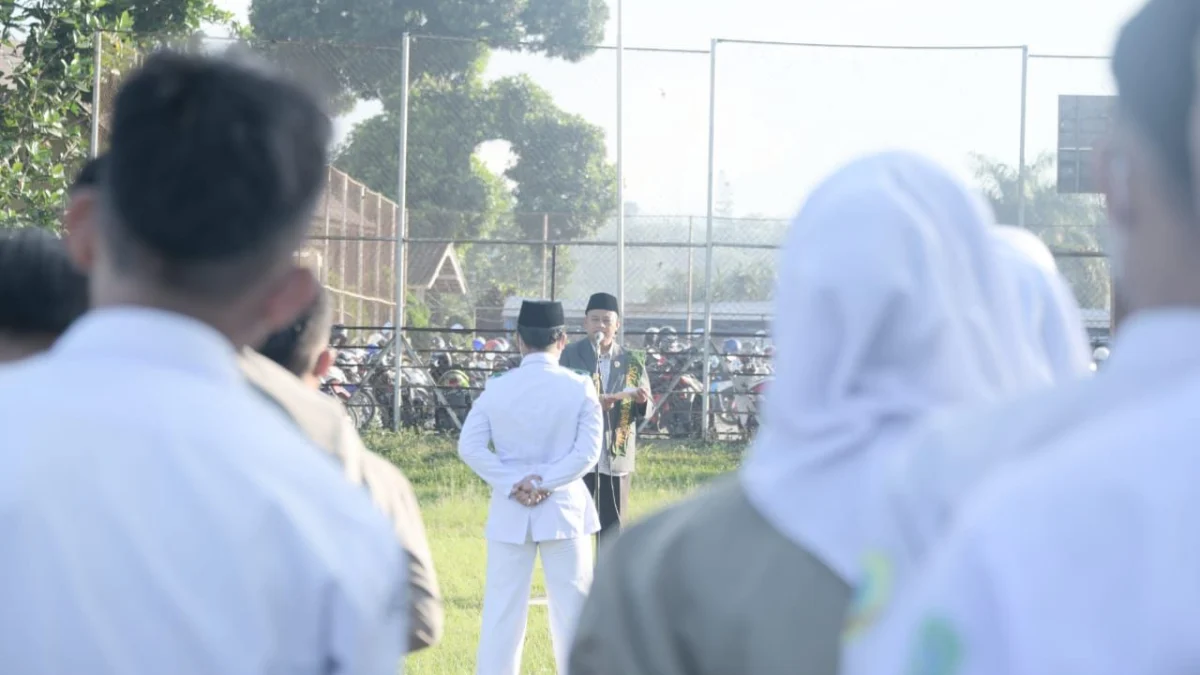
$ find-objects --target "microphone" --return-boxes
[592,331,604,347]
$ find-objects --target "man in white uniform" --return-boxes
[0,52,406,674]
[855,1,1200,672]
[458,299,603,675]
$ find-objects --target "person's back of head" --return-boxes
[257,287,335,385]
[71,156,106,195]
[1106,0,1200,314]
[0,228,89,363]
[89,50,332,347]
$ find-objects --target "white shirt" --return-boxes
[598,342,614,391]
[458,351,603,544]
[859,373,1200,675]
[0,308,406,675]
[842,310,1200,669]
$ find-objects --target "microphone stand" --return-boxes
[591,332,609,563]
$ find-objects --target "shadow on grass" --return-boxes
[364,430,745,505]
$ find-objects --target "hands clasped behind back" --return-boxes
[509,474,552,507]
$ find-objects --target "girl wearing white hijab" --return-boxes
[991,225,1093,380]
[737,153,1051,586]
[568,151,1046,675]
[839,226,1091,673]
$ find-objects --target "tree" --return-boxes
[249,0,616,308]
[249,0,607,96]
[645,262,774,305]
[972,152,1111,310]
[1,0,230,230]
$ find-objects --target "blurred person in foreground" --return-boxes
[0,156,103,363]
[568,151,1050,675]
[557,291,652,549]
[0,228,88,363]
[853,1,1200,672]
[458,300,603,675]
[247,287,443,652]
[839,225,1091,671]
[0,51,406,673]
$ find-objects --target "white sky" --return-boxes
[217,0,1143,218]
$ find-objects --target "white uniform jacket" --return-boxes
[0,308,406,675]
[458,351,603,544]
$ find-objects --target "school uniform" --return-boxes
[0,308,406,674]
[458,301,603,675]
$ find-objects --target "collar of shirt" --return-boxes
[1105,308,1200,376]
[597,341,617,359]
[54,307,242,385]
[521,351,559,367]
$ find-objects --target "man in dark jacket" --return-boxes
[558,292,652,548]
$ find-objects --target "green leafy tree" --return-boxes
[249,0,616,307]
[645,263,774,305]
[249,0,606,93]
[1,0,230,230]
[972,152,1111,310]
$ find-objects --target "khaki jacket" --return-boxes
[569,476,851,675]
[239,350,443,652]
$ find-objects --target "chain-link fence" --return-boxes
[3,30,1121,437]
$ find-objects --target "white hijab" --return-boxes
[991,225,1093,380]
[739,152,1051,582]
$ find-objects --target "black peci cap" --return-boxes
[518,300,565,329]
[586,292,619,314]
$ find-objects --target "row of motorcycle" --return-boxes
[318,324,776,440]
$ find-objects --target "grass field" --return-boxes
[367,432,744,674]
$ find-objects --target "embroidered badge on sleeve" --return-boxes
[907,616,963,675]
[842,551,894,640]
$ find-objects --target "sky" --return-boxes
[216,0,1144,219]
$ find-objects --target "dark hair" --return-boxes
[1111,0,1199,208]
[102,50,331,297]
[71,155,106,193]
[257,287,333,376]
[0,228,89,337]
[517,325,566,350]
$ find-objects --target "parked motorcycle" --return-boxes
[641,339,704,439]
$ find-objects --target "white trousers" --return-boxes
[476,533,593,675]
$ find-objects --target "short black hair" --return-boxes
[0,228,89,337]
[71,155,106,193]
[257,287,333,376]
[1111,0,1199,208]
[517,325,566,350]
[101,50,331,297]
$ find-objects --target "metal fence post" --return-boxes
[357,182,366,323]
[1017,45,1029,227]
[375,191,384,324]
[615,0,626,341]
[90,31,102,157]
[392,33,411,432]
[700,39,719,442]
[550,245,558,300]
[322,167,332,288]
[339,176,348,323]
[686,215,695,334]
[541,213,550,298]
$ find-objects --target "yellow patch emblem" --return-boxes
[842,551,894,641]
